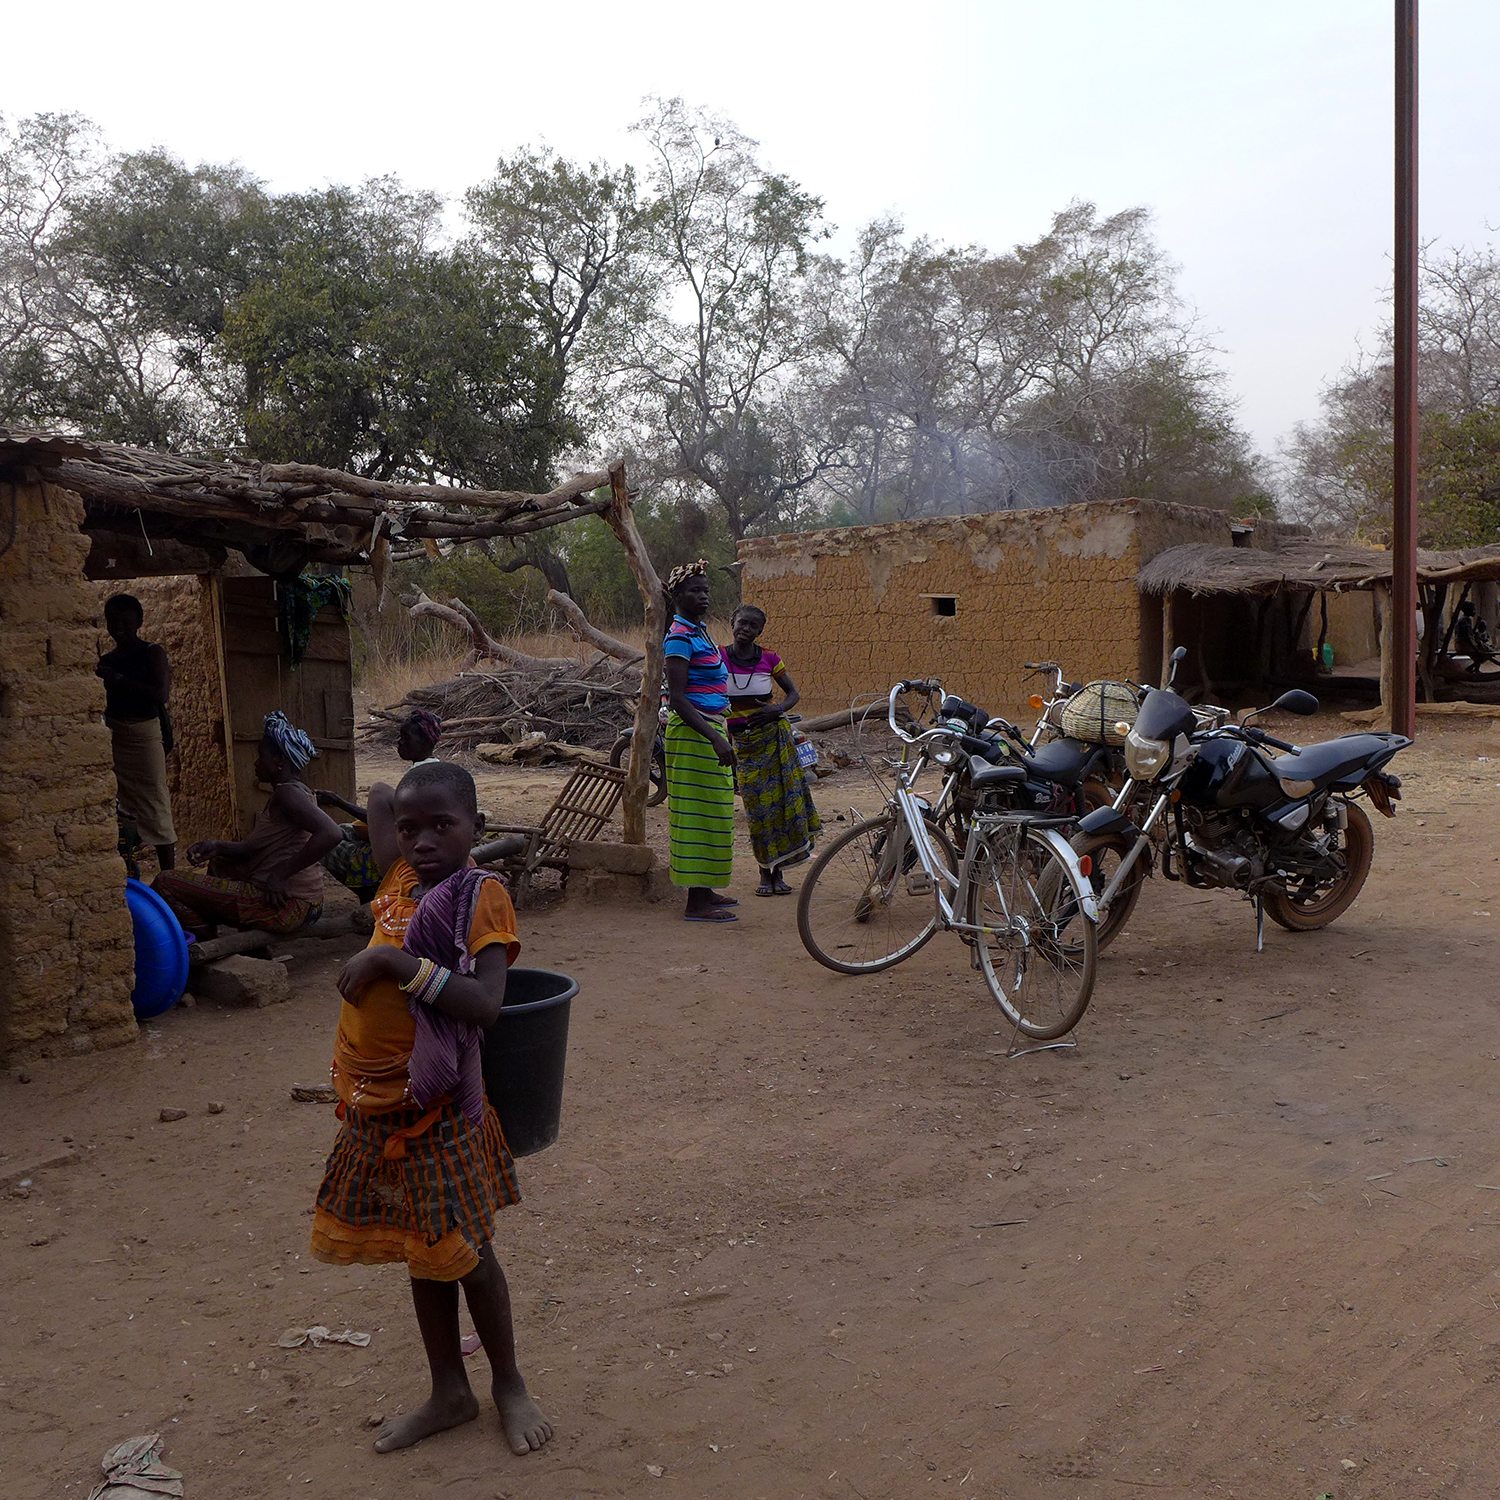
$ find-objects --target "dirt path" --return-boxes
[5,717,1500,1499]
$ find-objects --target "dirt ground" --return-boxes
[7,713,1500,1500]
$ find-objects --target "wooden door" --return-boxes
[220,577,357,835]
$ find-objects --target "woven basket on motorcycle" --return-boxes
[1059,681,1138,747]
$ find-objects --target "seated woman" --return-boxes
[316,710,444,902]
[722,604,821,895]
[155,711,344,936]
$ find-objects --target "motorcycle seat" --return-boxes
[967,758,1027,792]
[1269,732,1404,792]
[1017,737,1092,787]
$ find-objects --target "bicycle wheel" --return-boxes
[797,813,958,974]
[966,825,1097,1039]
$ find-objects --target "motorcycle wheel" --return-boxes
[1263,801,1374,931]
[1072,830,1147,950]
[610,732,668,807]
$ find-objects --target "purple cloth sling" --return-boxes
[402,866,500,1126]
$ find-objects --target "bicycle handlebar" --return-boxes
[887,680,962,748]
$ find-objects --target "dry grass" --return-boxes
[355,650,468,710]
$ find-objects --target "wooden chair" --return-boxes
[473,759,628,903]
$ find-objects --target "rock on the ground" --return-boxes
[192,954,291,1009]
[159,1107,189,1123]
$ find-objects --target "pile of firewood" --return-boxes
[365,655,641,753]
[362,589,646,754]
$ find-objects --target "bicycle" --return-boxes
[796,679,1101,1040]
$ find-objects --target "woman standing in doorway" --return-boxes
[724,605,821,895]
[662,561,737,923]
[97,594,177,871]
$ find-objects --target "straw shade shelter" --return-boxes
[1139,536,1500,717]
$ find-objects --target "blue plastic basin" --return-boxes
[125,878,190,1019]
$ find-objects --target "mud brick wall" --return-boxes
[739,501,1311,720]
[738,501,1151,722]
[0,475,137,1063]
[126,576,235,847]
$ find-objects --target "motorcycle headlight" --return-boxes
[1124,726,1171,780]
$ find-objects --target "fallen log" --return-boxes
[188,910,365,964]
[798,703,909,733]
[1343,700,1500,724]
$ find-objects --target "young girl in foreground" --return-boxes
[309,760,552,1457]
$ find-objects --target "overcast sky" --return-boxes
[9,0,1499,455]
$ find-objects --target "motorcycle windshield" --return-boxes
[1133,688,1196,743]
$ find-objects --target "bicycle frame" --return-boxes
[883,681,1100,934]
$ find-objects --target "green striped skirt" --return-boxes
[666,711,736,888]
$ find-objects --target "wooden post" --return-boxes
[1391,0,1419,737]
[1375,583,1395,729]
[603,464,665,846]
[1160,593,1174,688]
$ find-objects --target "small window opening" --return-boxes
[929,595,958,617]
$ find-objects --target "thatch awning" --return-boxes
[1139,537,1500,597]
[0,426,617,575]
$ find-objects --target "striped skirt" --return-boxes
[665,711,736,889]
[310,1098,519,1281]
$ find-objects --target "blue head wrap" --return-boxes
[262,710,317,772]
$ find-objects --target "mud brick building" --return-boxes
[0,429,640,1066]
[0,431,360,1065]
[737,500,1307,719]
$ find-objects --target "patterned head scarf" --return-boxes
[262,710,317,772]
[665,559,710,595]
[404,709,443,747]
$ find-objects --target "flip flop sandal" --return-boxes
[709,895,739,907]
[684,908,738,922]
[755,882,777,897]
[772,879,793,895]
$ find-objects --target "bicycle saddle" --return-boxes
[967,757,1027,792]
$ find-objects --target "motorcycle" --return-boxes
[611,712,668,807]
[1073,654,1410,949]
[916,677,1118,848]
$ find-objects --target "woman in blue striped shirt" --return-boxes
[662,561,738,922]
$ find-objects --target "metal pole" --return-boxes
[1391,0,1418,737]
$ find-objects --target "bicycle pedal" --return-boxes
[905,871,933,896]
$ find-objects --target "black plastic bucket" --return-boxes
[482,968,577,1157]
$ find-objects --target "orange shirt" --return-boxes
[331,859,520,1114]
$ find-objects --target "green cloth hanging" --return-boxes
[278,574,352,667]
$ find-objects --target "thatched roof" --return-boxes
[1139,537,1500,597]
[0,426,619,575]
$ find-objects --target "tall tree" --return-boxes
[466,146,651,435]
[223,178,571,485]
[615,99,832,540]
[1284,244,1500,544]
[806,203,1262,523]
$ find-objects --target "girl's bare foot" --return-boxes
[494,1377,553,1454]
[373,1389,480,1452]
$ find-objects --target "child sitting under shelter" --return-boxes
[155,711,343,935]
[309,759,552,1457]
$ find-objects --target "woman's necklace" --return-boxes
[726,643,764,693]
